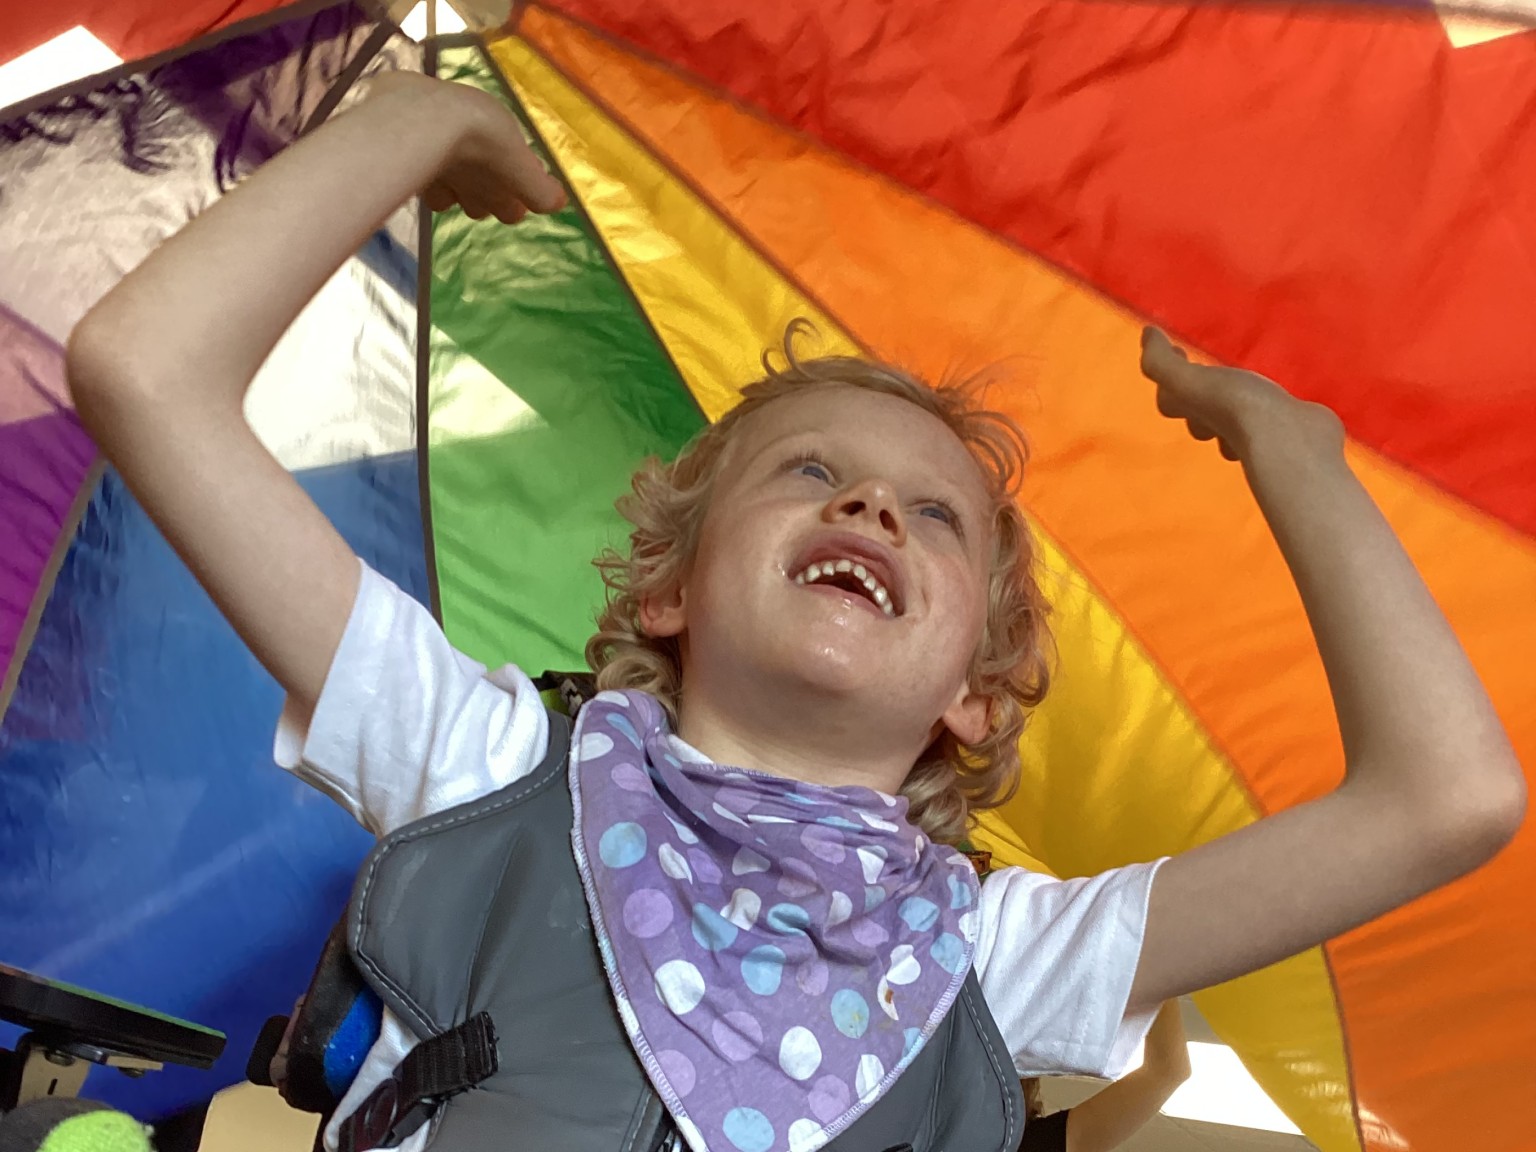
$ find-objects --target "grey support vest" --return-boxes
[347,711,1025,1151]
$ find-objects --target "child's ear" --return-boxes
[638,581,687,638]
[941,683,991,747]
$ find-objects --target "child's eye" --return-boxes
[917,501,964,537]
[786,452,834,484]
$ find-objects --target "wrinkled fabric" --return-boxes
[513,9,1536,1149]
[0,4,424,1120]
[541,0,1536,540]
[0,308,92,682]
[571,690,980,1152]
[424,45,703,677]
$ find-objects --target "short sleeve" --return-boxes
[273,559,551,835]
[973,861,1166,1079]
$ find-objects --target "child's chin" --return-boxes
[773,646,898,696]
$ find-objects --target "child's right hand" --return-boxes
[1140,326,1342,465]
[358,71,567,224]
[69,65,570,727]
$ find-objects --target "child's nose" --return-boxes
[826,478,906,544]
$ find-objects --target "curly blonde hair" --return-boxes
[586,323,1051,844]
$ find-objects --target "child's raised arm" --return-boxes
[1125,329,1526,1012]
[67,73,563,720]
[1054,1001,1190,1152]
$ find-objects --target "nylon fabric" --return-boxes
[0,0,294,74]
[503,29,1358,1145]
[0,1,1529,1145]
[495,35,854,421]
[976,535,1357,1151]
[0,310,93,689]
[0,4,429,1119]
[427,45,705,675]
[0,460,427,1120]
[0,5,414,687]
[537,0,1536,540]
[517,13,1536,1147]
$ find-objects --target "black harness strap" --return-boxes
[335,1012,498,1152]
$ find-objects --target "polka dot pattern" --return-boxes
[733,846,770,875]
[948,873,974,909]
[777,858,820,900]
[795,959,829,997]
[886,944,921,986]
[658,1048,696,1097]
[722,887,763,931]
[689,848,724,885]
[722,1107,775,1152]
[713,1011,764,1062]
[655,960,706,1015]
[659,843,693,882]
[766,902,811,936]
[578,731,615,760]
[598,822,646,869]
[692,902,740,952]
[571,690,980,1152]
[787,1119,823,1152]
[931,933,967,975]
[855,1053,886,1099]
[898,896,940,932]
[851,918,889,949]
[778,1026,822,1080]
[827,890,853,927]
[623,889,673,938]
[830,989,870,1038]
[809,1075,850,1123]
[610,761,651,792]
[605,710,643,748]
[742,945,786,996]
[800,824,846,864]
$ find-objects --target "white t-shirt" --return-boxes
[275,562,1164,1152]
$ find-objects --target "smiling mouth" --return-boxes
[791,558,897,617]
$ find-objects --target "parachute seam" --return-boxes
[476,37,707,428]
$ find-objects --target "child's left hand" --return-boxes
[1139,327,1342,463]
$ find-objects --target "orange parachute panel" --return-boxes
[518,7,1536,1149]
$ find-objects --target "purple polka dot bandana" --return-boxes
[568,690,981,1152]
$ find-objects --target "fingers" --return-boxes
[1146,328,1198,420]
[1185,419,1216,442]
[1140,326,1194,389]
[496,136,568,215]
[422,183,537,225]
[1183,422,1238,459]
[1144,327,1243,462]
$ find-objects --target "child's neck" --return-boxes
[673,689,916,796]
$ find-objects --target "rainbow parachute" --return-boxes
[1,3,1532,1149]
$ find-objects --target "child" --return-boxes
[1019,1000,1191,1152]
[66,71,1524,1152]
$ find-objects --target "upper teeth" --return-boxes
[793,558,895,616]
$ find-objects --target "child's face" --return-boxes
[643,386,995,754]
